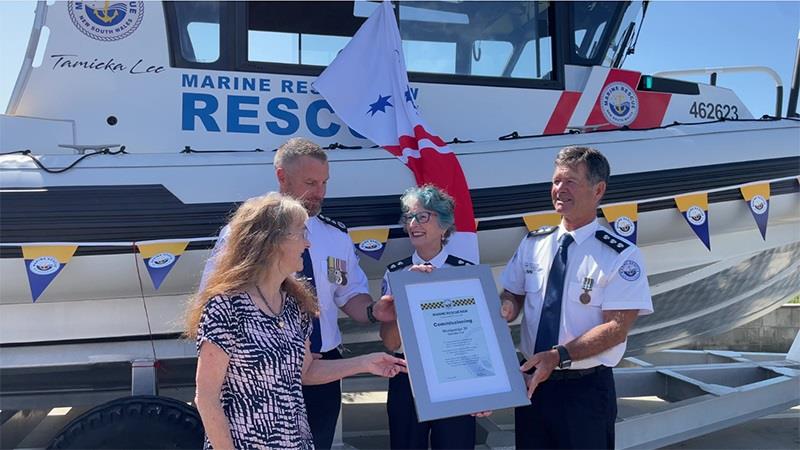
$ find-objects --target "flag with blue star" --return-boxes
[314,0,478,264]
[367,94,393,116]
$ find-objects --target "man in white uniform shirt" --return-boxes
[500,146,653,449]
[201,138,395,450]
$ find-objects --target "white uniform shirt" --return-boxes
[381,249,473,353]
[501,219,653,369]
[201,214,370,352]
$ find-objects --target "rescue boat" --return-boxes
[1,0,798,359]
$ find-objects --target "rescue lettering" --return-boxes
[180,72,417,138]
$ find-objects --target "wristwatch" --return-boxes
[553,345,572,369]
[366,302,379,324]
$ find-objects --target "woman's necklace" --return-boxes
[255,285,285,328]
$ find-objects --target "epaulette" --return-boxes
[445,255,474,267]
[595,229,631,253]
[317,214,347,233]
[387,256,413,272]
[527,226,558,238]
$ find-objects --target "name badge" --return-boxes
[523,262,540,274]
[327,256,348,285]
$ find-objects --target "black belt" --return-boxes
[547,365,608,381]
[519,355,608,380]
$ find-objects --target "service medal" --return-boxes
[327,256,348,285]
[580,277,594,304]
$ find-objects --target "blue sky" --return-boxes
[2,1,799,118]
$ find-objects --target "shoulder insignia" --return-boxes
[317,214,347,233]
[527,225,558,238]
[445,255,474,267]
[387,256,413,272]
[595,230,631,253]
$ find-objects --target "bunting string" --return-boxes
[4,175,797,301]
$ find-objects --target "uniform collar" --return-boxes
[558,218,598,246]
[412,248,448,267]
[307,215,321,229]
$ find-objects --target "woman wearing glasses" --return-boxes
[380,184,482,449]
[185,193,405,450]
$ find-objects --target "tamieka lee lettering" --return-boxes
[49,54,164,74]
[179,71,419,138]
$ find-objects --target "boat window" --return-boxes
[398,1,554,81]
[171,1,220,63]
[246,1,366,67]
[167,1,560,88]
[602,1,644,68]
[570,1,623,64]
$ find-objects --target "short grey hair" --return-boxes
[400,184,456,244]
[274,137,328,169]
[555,146,610,185]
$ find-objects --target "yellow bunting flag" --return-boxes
[675,193,711,250]
[601,203,639,244]
[22,245,78,302]
[523,212,561,232]
[136,241,189,289]
[740,183,770,240]
[349,227,390,260]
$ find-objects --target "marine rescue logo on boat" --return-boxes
[750,195,768,215]
[68,1,144,42]
[148,252,176,269]
[600,82,639,126]
[686,205,707,226]
[613,216,636,238]
[29,256,60,276]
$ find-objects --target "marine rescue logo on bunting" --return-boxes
[675,193,711,250]
[740,183,770,240]
[136,241,189,289]
[601,203,639,244]
[523,212,561,232]
[349,227,390,260]
[22,245,78,302]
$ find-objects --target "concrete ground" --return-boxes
[339,393,800,449]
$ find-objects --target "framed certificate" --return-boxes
[388,264,529,421]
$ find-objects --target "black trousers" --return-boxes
[302,349,342,450]
[387,372,476,449]
[515,366,616,450]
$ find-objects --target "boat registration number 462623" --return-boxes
[689,102,739,120]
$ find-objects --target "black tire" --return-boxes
[48,395,204,449]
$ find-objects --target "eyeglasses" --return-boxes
[287,228,309,241]
[400,211,436,225]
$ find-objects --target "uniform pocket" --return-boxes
[524,272,543,293]
[567,281,603,307]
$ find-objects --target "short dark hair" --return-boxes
[555,146,610,185]
[274,137,328,169]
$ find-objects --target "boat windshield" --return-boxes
[167,1,556,87]
[568,1,643,67]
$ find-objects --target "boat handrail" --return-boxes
[653,66,784,117]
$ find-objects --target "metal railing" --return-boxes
[654,66,784,118]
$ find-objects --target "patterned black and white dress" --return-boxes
[197,291,314,449]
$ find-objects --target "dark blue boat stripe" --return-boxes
[0,156,797,258]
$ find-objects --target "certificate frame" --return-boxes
[388,264,529,421]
